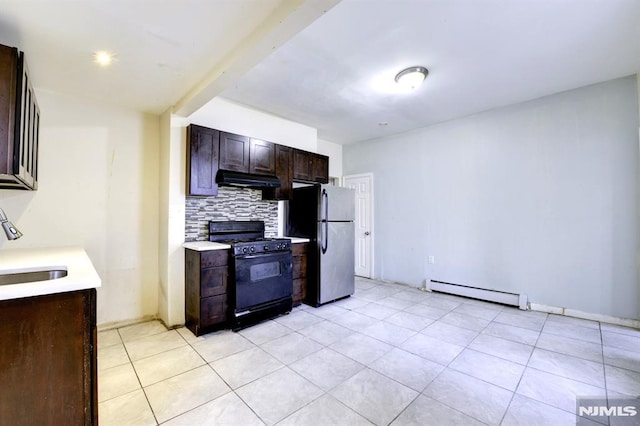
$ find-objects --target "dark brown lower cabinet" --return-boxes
[0,289,97,426]
[185,249,229,336]
[292,242,309,307]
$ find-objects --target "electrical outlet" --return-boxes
[428,256,435,264]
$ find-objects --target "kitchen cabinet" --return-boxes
[186,124,219,196]
[186,124,329,197]
[219,133,276,176]
[249,138,276,175]
[185,249,229,336]
[0,289,97,425]
[292,149,312,181]
[263,144,293,201]
[219,132,250,172]
[311,153,329,183]
[292,242,309,307]
[293,149,329,184]
[0,43,39,190]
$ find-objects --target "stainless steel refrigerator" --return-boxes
[287,184,355,306]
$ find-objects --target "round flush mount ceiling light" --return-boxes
[394,66,428,91]
[93,51,114,67]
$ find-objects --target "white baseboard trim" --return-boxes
[426,280,528,310]
[529,303,640,329]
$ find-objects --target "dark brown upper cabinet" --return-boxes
[187,124,219,196]
[219,132,250,172]
[186,124,329,198]
[263,144,293,201]
[0,43,39,190]
[312,153,329,183]
[292,149,313,181]
[249,138,275,175]
[293,149,329,184]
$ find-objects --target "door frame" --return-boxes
[343,173,374,279]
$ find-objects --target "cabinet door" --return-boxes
[312,153,329,183]
[201,294,228,327]
[187,125,219,196]
[219,132,250,172]
[292,149,313,181]
[263,144,292,200]
[0,45,38,190]
[249,139,275,175]
[17,53,38,189]
[292,243,309,306]
[0,289,97,425]
[0,45,17,178]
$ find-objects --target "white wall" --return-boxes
[0,90,160,326]
[317,138,343,178]
[189,97,317,151]
[344,76,639,320]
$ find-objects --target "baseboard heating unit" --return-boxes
[427,280,528,310]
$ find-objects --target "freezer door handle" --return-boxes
[321,189,328,254]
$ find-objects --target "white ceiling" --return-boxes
[221,0,640,143]
[0,0,337,115]
[0,0,639,144]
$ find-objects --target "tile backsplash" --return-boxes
[185,187,279,241]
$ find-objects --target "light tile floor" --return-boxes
[97,277,640,425]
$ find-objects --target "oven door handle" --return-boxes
[235,253,291,261]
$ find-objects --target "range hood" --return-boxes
[216,169,281,189]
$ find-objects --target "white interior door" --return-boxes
[343,173,373,278]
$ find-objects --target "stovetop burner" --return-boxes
[207,221,291,256]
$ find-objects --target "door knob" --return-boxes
[364,231,370,236]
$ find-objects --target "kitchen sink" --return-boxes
[0,269,68,286]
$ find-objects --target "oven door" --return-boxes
[233,252,293,313]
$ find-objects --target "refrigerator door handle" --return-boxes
[321,189,328,254]
[321,189,328,222]
[322,220,328,254]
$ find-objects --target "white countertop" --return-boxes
[182,241,231,251]
[0,246,101,301]
[183,236,310,252]
[284,237,311,244]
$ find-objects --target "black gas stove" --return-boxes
[209,221,293,330]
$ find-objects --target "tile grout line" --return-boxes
[497,308,549,425]
[118,326,161,425]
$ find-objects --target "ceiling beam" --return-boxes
[173,0,341,117]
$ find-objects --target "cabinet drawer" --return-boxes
[201,294,228,327]
[201,266,228,297]
[201,250,228,268]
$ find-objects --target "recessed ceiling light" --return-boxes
[395,66,428,91]
[93,51,114,67]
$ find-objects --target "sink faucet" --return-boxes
[0,208,22,240]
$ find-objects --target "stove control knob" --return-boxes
[250,246,255,253]
[264,245,269,251]
[242,247,248,254]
